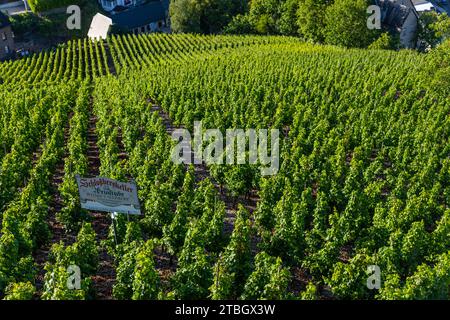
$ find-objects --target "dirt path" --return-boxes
[34,113,76,295]
[104,42,117,76]
[87,101,117,300]
[148,99,259,236]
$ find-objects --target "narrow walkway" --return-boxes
[148,99,260,237]
[104,42,117,76]
[86,99,116,300]
[34,113,76,295]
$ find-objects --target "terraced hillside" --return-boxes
[0,33,448,300]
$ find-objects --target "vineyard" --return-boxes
[0,32,449,300]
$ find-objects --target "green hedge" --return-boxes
[28,0,85,13]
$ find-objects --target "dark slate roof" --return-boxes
[111,0,168,29]
[161,0,169,11]
[0,11,11,29]
[376,0,412,29]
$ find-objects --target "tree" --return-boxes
[28,0,85,13]
[277,0,300,36]
[425,39,450,95]
[418,11,450,50]
[201,0,247,34]
[170,0,202,33]
[225,0,302,35]
[297,0,332,42]
[224,14,255,34]
[432,13,450,42]
[248,0,280,34]
[170,0,245,34]
[323,0,379,48]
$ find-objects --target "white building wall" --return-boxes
[100,0,136,12]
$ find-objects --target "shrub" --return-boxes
[3,282,35,300]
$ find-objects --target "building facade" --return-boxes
[111,0,170,34]
[0,12,14,60]
[399,0,420,48]
[99,0,149,12]
[376,0,419,48]
[95,0,170,35]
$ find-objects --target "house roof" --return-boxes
[414,2,435,12]
[377,0,412,29]
[111,0,169,30]
[88,13,113,40]
[0,11,11,29]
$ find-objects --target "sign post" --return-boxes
[111,212,119,247]
[76,175,141,246]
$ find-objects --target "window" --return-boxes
[2,33,6,41]
[102,0,116,10]
[5,45,9,54]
